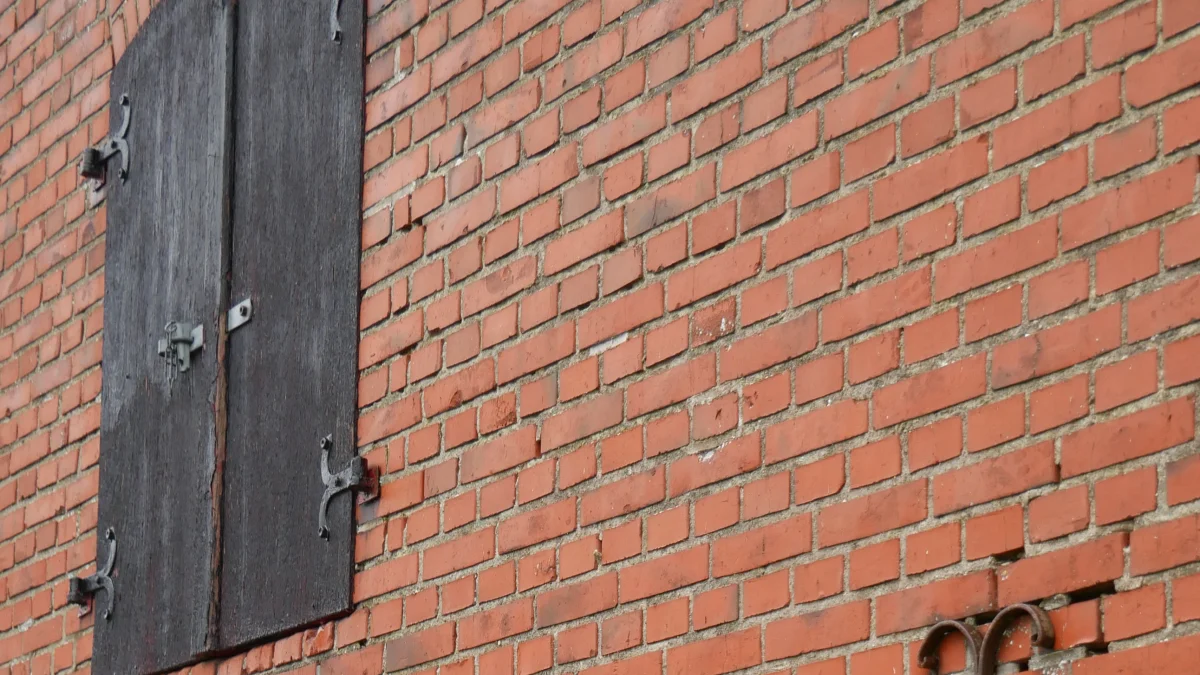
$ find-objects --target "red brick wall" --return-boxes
[3,0,1200,673]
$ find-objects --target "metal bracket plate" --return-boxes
[67,527,117,620]
[228,298,252,332]
[330,0,343,42]
[317,435,378,539]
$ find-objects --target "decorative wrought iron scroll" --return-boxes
[917,603,1055,675]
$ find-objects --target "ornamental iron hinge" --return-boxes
[79,94,131,185]
[157,321,204,381]
[67,527,117,621]
[918,603,1054,675]
[330,0,343,42]
[317,435,378,539]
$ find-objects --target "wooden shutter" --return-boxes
[217,0,364,649]
[93,1,234,673]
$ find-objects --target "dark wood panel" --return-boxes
[219,0,364,649]
[94,1,234,673]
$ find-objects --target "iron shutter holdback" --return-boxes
[79,94,131,185]
[67,527,117,621]
[317,435,378,539]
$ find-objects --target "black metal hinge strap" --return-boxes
[67,527,117,620]
[79,94,131,184]
[330,0,343,42]
[918,603,1054,675]
[317,435,378,539]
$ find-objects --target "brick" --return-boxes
[844,125,896,183]
[1027,146,1087,211]
[1094,348,1157,412]
[790,152,840,207]
[904,308,958,363]
[1094,118,1157,181]
[766,191,869,270]
[719,314,817,382]
[579,283,664,348]
[966,506,1024,560]
[998,534,1127,605]
[625,164,717,237]
[1127,34,1200,107]
[764,601,870,659]
[935,216,1056,301]
[713,514,811,576]
[669,432,759,496]
[960,68,1017,129]
[765,399,868,465]
[818,480,926,547]
[768,0,869,68]
[963,176,1020,238]
[908,417,962,471]
[666,628,760,675]
[1029,374,1089,434]
[935,0,1052,85]
[1164,96,1200,154]
[618,545,709,602]
[545,210,623,276]
[670,42,763,122]
[873,354,987,428]
[721,112,818,190]
[628,354,716,419]
[826,57,930,140]
[1023,34,1084,102]
[1073,634,1200,675]
[1062,159,1198,251]
[582,467,665,525]
[624,0,712,55]
[994,75,1121,169]
[875,570,996,635]
[535,573,617,627]
[1027,261,1088,320]
[822,267,931,341]
[906,523,960,575]
[1104,584,1167,641]
[1029,485,1089,542]
[1097,467,1158,524]
[583,95,665,166]
[992,304,1122,389]
[874,135,988,219]
[901,97,955,157]
[383,623,455,671]
[934,442,1057,515]
[849,539,900,589]
[667,239,762,310]
[966,395,1023,453]
[1061,397,1195,478]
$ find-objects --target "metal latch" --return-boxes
[228,298,252,332]
[79,94,131,185]
[317,435,378,539]
[157,321,204,380]
[68,527,117,621]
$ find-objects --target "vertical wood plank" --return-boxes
[219,0,365,649]
[94,1,234,673]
